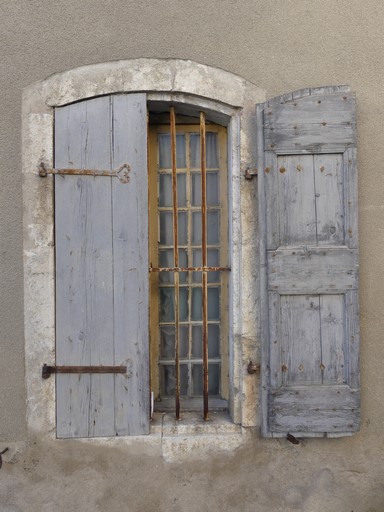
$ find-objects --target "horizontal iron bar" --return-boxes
[149,266,231,272]
[42,364,127,379]
[38,163,131,183]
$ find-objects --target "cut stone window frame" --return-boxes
[22,59,265,440]
[23,60,359,442]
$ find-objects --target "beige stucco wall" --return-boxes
[2,1,384,509]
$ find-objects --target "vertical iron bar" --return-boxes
[200,112,209,420]
[170,107,180,420]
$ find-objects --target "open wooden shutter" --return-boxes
[54,94,149,438]
[257,87,359,437]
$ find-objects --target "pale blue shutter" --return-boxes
[55,94,149,438]
[258,87,359,436]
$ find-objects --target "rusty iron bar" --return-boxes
[150,266,230,273]
[170,107,181,420]
[0,447,9,469]
[200,111,209,421]
[39,162,131,183]
[42,364,127,379]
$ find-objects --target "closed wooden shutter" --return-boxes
[257,87,359,436]
[54,94,149,438]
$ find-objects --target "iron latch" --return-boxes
[38,162,131,184]
[42,364,127,379]
[244,167,258,180]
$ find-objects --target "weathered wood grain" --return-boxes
[267,248,358,293]
[112,94,149,436]
[55,94,149,438]
[269,385,359,433]
[258,86,359,436]
[264,93,356,153]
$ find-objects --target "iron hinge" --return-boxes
[38,162,131,183]
[42,364,127,379]
[244,167,258,180]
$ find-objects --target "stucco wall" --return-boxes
[1,0,384,509]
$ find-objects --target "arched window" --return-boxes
[23,61,359,442]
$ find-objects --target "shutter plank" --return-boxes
[55,101,91,438]
[314,154,345,246]
[82,97,115,438]
[320,294,345,385]
[281,295,322,386]
[112,94,149,435]
[55,97,115,437]
[277,154,316,246]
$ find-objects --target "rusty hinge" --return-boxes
[38,162,131,184]
[244,167,258,180]
[42,364,127,379]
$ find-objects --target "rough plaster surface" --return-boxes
[1,431,384,512]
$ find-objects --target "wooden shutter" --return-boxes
[257,87,359,437]
[55,94,149,438]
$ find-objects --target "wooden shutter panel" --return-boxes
[55,94,149,438]
[257,87,359,437]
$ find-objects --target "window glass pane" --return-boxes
[192,212,201,245]
[159,134,186,169]
[191,288,202,321]
[159,212,188,245]
[192,211,219,245]
[208,287,220,320]
[159,173,186,207]
[192,364,203,396]
[192,364,220,396]
[160,364,188,396]
[192,324,220,358]
[178,212,187,245]
[179,287,189,322]
[177,173,187,207]
[159,174,172,207]
[190,133,218,169]
[160,325,189,358]
[206,133,219,169]
[159,287,189,323]
[190,134,199,168]
[159,288,174,322]
[191,172,219,207]
[207,211,220,244]
[159,212,173,245]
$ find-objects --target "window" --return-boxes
[148,110,229,414]
[23,60,359,443]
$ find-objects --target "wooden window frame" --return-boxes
[148,120,229,413]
